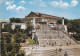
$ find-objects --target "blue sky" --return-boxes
[0,0,80,19]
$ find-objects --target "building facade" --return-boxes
[22,11,67,33]
[22,11,61,24]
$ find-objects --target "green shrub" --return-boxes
[26,38,35,45]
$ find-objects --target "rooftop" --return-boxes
[25,11,61,19]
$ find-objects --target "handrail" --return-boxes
[63,31,78,44]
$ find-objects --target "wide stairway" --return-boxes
[29,24,79,56]
[36,24,77,47]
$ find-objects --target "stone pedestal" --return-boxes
[32,30,36,40]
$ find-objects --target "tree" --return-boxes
[14,32,25,43]
[25,22,33,37]
[1,35,24,56]
[64,19,69,24]
[1,32,25,56]
[57,19,62,24]
[6,35,11,43]
[68,19,80,33]
[10,17,15,22]
[10,17,22,23]
[57,18,69,24]
[15,18,21,23]
[17,52,25,56]
[67,19,80,40]
[67,23,73,32]
[74,33,80,41]
[1,23,12,33]
[14,25,21,33]
[21,34,27,39]
[1,36,7,56]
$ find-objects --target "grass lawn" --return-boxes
[26,38,35,45]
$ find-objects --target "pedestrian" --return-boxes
[67,42,68,46]
[44,44,45,47]
[70,42,71,45]
[64,52,68,56]
[60,44,62,47]
[52,43,54,46]
[55,42,56,45]
[58,34,59,37]
[55,48,58,53]
[58,48,62,52]
[63,35,64,38]
[58,31,59,34]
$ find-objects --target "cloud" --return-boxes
[71,0,78,7]
[5,1,16,10]
[5,1,14,5]
[29,1,34,4]
[0,0,9,4]
[4,0,26,13]
[50,0,69,8]
[62,2,69,8]
[50,0,78,9]
[39,0,42,2]
[16,6,25,11]
[50,1,59,7]
[6,4,16,10]
[20,0,25,4]
[29,0,38,4]
[59,1,69,8]
[29,0,46,7]
[39,2,46,7]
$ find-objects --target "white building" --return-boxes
[11,23,27,30]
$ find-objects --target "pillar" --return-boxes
[62,18,64,25]
[54,21,56,26]
[32,30,36,40]
[64,25,68,34]
[32,17,36,40]
[33,17,36,29]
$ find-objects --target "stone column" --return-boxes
[32,30,36,40]
[62,18,64,25]
[33,17,36,29]
[32,17,36,40]
[2,23,5,29]
[54,21,56,26]
[32,32,35,40]
[64,25,68,33]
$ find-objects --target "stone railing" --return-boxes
[63,31,78,44]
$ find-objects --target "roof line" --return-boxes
[32,11,61,18]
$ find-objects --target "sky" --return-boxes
[0,0,80,19]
